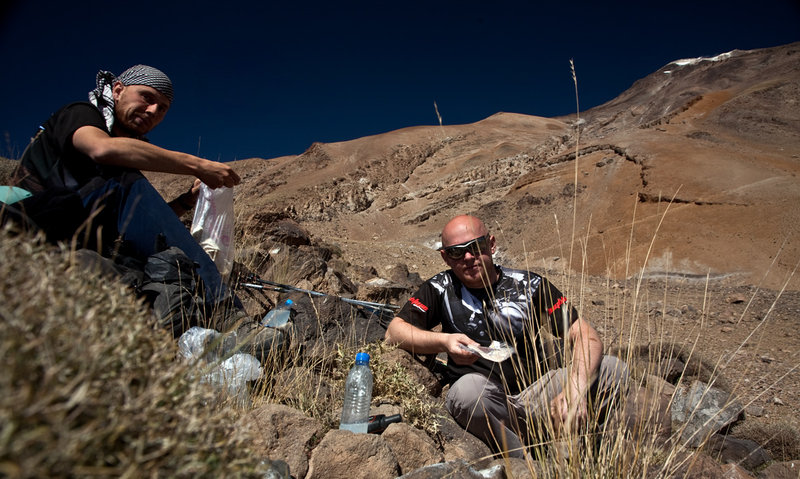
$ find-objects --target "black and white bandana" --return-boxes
[117,64,174,102]
[88,70,118,132]
[87,65,174,132]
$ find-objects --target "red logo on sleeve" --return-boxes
[548,296,568,315]
[409,297,429,312]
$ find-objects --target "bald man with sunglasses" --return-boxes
[386,215,628,458]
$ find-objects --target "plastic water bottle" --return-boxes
[339,352,373,433]
[261,299,294,328]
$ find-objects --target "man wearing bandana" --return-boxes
[11,65,264,346]
[386,215,629,458]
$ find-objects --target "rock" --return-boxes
[674,451,727,478]
[382,423,444,475]
[360,276,416,305]
[306,429,400,479]
[238,404,324,479]
[436,413,493,469]
[290,293,386,361]
[705,434,772,471]
[489,457,541,479]
[324,268,358,296]
[615,380,672,442]
[672,380,744,448]
[758,460,800,478]
[266,218,311,246]
[720,463,756,479]
[726,294,747,304]
[745,405,765,417]
[398,459,502,479]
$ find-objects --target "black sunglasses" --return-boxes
[440,234,491,260]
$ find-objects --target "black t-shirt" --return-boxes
[397,266,578,394]
[15,102,129,193]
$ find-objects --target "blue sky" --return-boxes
[1,0,798,162]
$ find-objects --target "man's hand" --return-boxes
[196,159,240,189]
[445,333,480,365]
[549,388,588,435]
[549,317,603,435]
[385,317,479,365]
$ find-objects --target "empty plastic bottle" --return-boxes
[339,352,373,433]
[261,299,294,328]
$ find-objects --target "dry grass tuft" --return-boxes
[0,227,269,478]
[733,420,800,462]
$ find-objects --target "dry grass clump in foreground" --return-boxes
[0,227,268,478]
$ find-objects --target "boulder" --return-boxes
[265,218,311,246]
[674,451,728,479]
[705,434,772,471]
[489,457,541,479]
[436,413,493,469]
[382,422,444,475]
[306,429,400,479]
[238,404,324,479]
[672,380,744,447]
[720,463,756,479]
[758,461,800,479]
[289,292,386,361]
[614,379,672,442]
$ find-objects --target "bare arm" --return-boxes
[72,125,240,188]
[550,317,604,430]
[385,317,479,365]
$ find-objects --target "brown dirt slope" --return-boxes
[195,42,799,293]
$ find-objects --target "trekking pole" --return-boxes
[240,275,400,322]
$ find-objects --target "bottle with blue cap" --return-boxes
[261,299,294,328]
[339,352,373,433]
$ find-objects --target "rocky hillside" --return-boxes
[150,42,799,293]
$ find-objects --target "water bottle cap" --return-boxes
[355,352,370,364]
[285,299,293,306]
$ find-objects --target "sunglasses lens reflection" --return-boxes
[443,235,489,259]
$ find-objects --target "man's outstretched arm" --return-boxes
[72,125,240,188]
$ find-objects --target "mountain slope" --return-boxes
[151,42,800,291]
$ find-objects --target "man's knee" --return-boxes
[445,373,505,425]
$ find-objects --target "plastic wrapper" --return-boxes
[460,340,515,362]
[178,326,262,404]
[190,184,235,277]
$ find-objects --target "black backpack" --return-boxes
[139,246,203,338]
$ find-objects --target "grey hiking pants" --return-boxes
[445,355,629,458]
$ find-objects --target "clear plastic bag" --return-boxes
[190,184,235,277]
[178,326,262,405]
